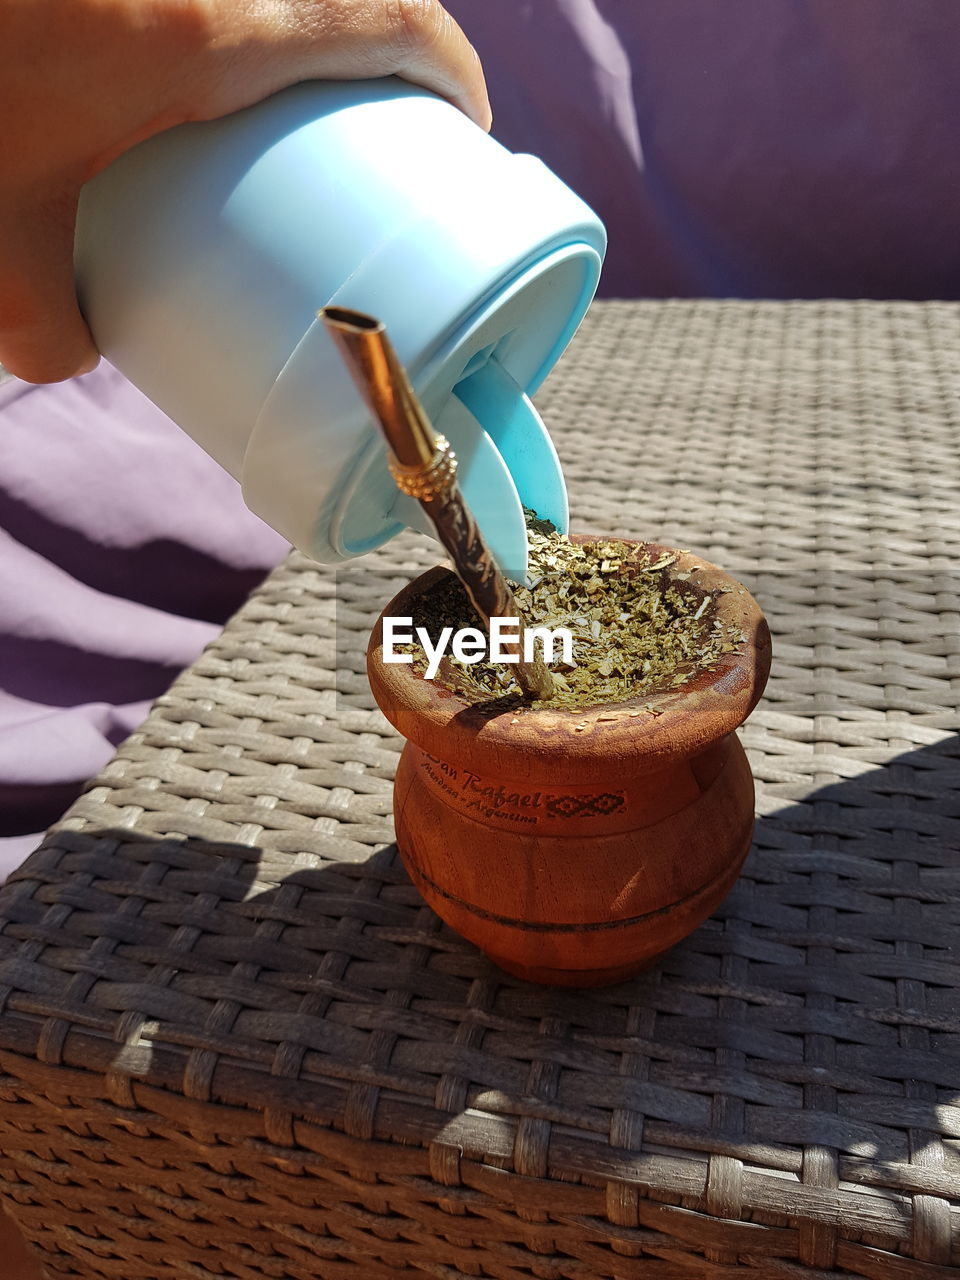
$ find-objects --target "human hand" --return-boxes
[0,0,490,383]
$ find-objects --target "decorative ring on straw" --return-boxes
[388,436,458,500]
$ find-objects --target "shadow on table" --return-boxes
[0,734,957,1183]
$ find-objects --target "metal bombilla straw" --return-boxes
[321,306,555,701]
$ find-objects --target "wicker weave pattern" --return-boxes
[0,300,958,1278]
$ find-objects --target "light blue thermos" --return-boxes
[75,78,606,580]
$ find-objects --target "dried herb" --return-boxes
[404,511,746,710]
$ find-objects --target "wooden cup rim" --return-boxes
[366,537,772,784]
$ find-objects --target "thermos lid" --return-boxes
[76,79,606,580]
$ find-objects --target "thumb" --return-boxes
[0,187,99,384]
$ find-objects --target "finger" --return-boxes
[204,0,491,132]
[0,189,99,383]
[375,0,492,130]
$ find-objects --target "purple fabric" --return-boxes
[0,366,288,873]
[446,1,960,298]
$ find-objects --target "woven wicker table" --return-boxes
[1,300,958,1278]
